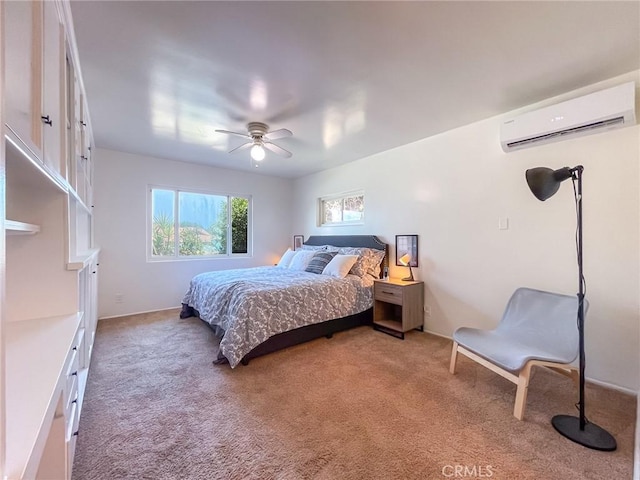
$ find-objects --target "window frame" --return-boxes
[318,190,365,227]
[147,184,252,262]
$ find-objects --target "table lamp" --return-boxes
[399,253,414,281]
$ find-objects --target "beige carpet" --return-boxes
[72,310,635,480]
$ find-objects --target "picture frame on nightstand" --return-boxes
[395,234,418,267]
[293,235,304,250]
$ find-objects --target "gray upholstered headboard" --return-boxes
[303,235,388,274]
[304,235,385,250]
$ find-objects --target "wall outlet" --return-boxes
[424,305,431,317]
[115,293,124,304]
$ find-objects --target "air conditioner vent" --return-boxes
[501,82,636,152]
[506,116,626,149]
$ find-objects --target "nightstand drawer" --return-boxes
[374,282,403,305]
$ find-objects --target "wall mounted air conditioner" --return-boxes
[500,81,636,152]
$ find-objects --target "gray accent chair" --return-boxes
[449,287,583,420]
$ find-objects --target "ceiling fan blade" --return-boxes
[215,129,251,139]
[228,142,253,154]
[265,128,292,140]
[264,141,292,158]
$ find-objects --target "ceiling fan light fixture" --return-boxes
[250,143,266,161]
[216,122,292,161]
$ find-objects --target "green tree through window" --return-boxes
[150,187,250,258]
[152,212,174,256]
[231,197,248,254]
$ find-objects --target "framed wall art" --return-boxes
[395,234,418,267]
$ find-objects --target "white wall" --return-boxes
[292,72,640,392]
[94,148,293,318]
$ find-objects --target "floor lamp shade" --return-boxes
[525,167,573,201]
[524,164,616,451]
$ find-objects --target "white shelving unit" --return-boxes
[1,1,99,478]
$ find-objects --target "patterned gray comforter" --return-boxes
[182,266,374,367]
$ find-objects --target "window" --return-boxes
[149,186,250,259]
[319,191,364,226]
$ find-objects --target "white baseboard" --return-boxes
[587,377,638,396]
[422,328,451,340]
[99,306,182,321]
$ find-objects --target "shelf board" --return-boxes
[373,318,403,332]
[5,129,68,195]
[6,219,41,235]
[67,247,100,271]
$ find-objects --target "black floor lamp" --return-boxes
[525,165,617,452]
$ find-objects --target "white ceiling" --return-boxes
[70,1,640,179]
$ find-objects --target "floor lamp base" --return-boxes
[551,415,617,451]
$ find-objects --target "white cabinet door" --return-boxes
[64,66,82,192]
[85,258,99,367]
[75,96,91,204]
[4,0,40,153]
[74,261,98,371]
[4,0,64,178]
[41,0,63,175]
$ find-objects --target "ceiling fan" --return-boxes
[215,122,293,161]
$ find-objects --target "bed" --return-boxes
[180,235,388,367]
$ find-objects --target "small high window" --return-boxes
[319,191,364,226]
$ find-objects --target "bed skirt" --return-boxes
[180,304,373,366]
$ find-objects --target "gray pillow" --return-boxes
[305,251,337,275]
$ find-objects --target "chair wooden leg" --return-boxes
[449,342,459,374]
[513,365,532,420]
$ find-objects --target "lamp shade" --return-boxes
[525,167,573,201]
[399,253,411,266]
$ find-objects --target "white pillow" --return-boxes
[277,248,297,268]
[322,254,359,278]
[288,250,316,271]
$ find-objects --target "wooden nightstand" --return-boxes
[373,278,424,339]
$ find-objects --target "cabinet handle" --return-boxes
[73,346,77,351]
[41,115,53,126]
[81,155,88,160]
[73,431,79,437]
[71,371,78,376]
[92,271,96,274]
[80,121,86,127]
[381,290,396,295]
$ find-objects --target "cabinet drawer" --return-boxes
[74,328,85,356]
[66,400,78,441]
[65,373,78,418]
[67,433,78,478]
[64,346,79,410]
[374,283,403,305]
[76,327,86,368]
[65,346,78,379]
